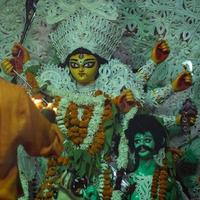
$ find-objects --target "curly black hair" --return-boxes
[125,114,168,154]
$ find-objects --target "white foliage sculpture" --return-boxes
[0,0,200,199]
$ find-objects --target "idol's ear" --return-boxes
[153,148,166,166]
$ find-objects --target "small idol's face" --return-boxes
[134,131,155,159]
[69,53,99,85]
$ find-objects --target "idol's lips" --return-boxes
[140,148,147,152]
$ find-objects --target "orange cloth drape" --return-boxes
[0,79,63,200]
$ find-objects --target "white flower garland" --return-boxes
[111,190,123,200]
[117,107,138,169]
[56,91,106,150]
[97,161,110,200]
[131,174,153,200]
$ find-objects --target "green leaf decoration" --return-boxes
[181,148,199,164]
[166,151,177,176]
[166,151,173,167]
[103,126,114,154]
[25,65,40,75]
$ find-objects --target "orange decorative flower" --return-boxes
[101,169,113,200]
[94,90,103,96]
[36,156,70,199]
[61,91,113,156]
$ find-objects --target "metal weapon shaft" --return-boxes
[12,0,49,104]
[13,69,48,105]
[20,0,39,44]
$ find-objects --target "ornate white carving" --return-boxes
[130,174,153,200]
[50,7,123,62]
[1,1,200,198]
[36,59,144,102]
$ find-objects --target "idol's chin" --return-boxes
[138,151,151,159]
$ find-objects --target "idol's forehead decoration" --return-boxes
[49,7,124,63]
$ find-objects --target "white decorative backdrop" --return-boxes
[1,0,199,105]
[0,0,200,197]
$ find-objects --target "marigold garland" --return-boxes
[102,169,113,200]
[170,148,183,162]
[26,71,39,89]
[25,71,44,100]
[158,164,168,200]
[58,90,112,156]
[88,95,113,156]
[57,90,106,151]
[64,103,94,146]
[150,149,186,200]
[151,168,160,199]
[98,162,113,200]
[35,156,70,200]
[151,157,168,200]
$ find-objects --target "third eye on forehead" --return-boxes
[79,53,84,59]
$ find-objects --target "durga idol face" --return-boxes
[69,53,99,85]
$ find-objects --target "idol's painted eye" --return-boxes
[83,62,95,68]
[70,62,79,68]
[144,138,152,143]
[134,139,140,144]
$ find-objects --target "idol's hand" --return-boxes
[118,89,141,112]
[1,43,30,75]
[172,71,192,92]
[1,58,14,76]
[11,43,30,64]
[151,40,170,64]
[176,114,197,126]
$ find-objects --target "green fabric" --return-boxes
[181,148,199,164]
[182,175,199,188]
[82,185,99,200]
[166,151,176,176]
[65,146,101,178]
[103,125,114,154]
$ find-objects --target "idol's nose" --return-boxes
[78,64,84,72]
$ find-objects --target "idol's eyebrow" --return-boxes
[134,136,142,139]
[69,59,79,62]
[84,59,96,61]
